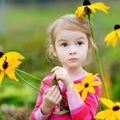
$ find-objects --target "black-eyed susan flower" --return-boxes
[73,73,101,101]
[95,98,120,120]
[0,51,24,85]
[104,24,120,48]
[75,0,110,18]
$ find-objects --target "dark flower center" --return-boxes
[114,24,120,30]
[3,57,8,69]
[112,105,120,111]
[84,83,89,88]
[3,61,8,69]
[0,52,4,58]
[83,0,91,6]
[84,7,92,15]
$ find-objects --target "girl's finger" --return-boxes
[55,95,62,104]
[50,86,60,98]
[51,72,56,80]
[51,87,62,104]
[51,66,62,73]
[45,86,56,96]
[44,88,50,94]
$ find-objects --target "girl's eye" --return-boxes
[61,43,68,47]
[77,41,83,45]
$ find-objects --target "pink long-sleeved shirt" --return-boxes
[30,72,101,120]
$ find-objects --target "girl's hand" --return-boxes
[41,86,62,114]
[51,66,74,90]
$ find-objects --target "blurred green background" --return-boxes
[0,0,120,119]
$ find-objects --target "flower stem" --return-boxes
[16,69,67,103]
[16,69,69,113]
[15,71,44,94]
[88,15,109,99]
[94,49,109,99]
[16,68,42,81]
[16,68,51,87]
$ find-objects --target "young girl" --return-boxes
[30,14,101,120]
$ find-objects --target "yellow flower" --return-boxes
[104,24,120,48]
[95,98,120,120]
[0,51,24,85]
[75,0,109,18]
[73,73,101,101]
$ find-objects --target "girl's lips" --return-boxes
[68,58,78,62]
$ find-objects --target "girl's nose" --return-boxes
[69,51,76,55]
[69,46,76,55]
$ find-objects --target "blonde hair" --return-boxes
[47,14,96,63]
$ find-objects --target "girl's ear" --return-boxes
[88,43,92,53]
[50,45,57,57]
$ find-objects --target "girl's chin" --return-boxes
[67,63,82,69]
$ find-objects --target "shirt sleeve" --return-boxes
[29,75,52,120]
[66,77,102,120]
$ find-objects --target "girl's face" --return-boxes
[52,30,89,69]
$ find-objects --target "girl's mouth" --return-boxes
[68,58,78,62]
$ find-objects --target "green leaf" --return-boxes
[52,79,58,86]
[53,109,69,114]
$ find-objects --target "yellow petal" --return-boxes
[104,30,117,47]
[0,55,5,70]
[75,2,109,19]
[88,6,96,13]
[5,69,18,82]
[8,60,22,69]
[116,29,120,38]
[95,109,112,119]
[115,110,120,119]
[116,102,120,106]
[5,52,24,60]
[106,112,117,120]
[87,73,94,82]
[0,71,5,85]
[82,73,98,84]
[108,31,118,47]
[91,73,99,81]
[88,86,95,94]
[100,98,115,108]
[1,52,24,70]
[104,31,116,41]
[82,73,92,83]
[82,89,88,101]
[74,89,81,95]
[74,84,83,95]
[90,2,110,13]
[5,52,24,65]
[73,83,81,88]
[75,6,86,18]
[91,81,101,86]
